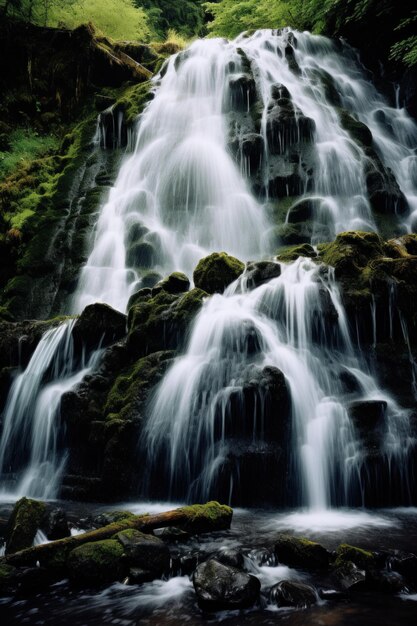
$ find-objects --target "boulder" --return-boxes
[347,401,387,437]
[333,561,367,591]
[215,548,245,570]
[334,544,377,570]
[43,508,71,541]
[5,497,46,555]
[228,73,257,111]
[366,569,404,593]
[72,303,127,352]
[277,243,317,263]
[338,109,373,147]
[269,580,317,608]
[244,261,281,289]
[67,539,126,586]
[274,535,330,569]
[389,551,417,582]
[193,558,260,611]
[114,529,170,577]
[157,272,190,295]
[193,252,245,294]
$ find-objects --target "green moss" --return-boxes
[334,544,376,570]
[277,243,317,262]
[274,534,330,569]
[318,231,384,274]
[67,539,126,586]
[0,563,16,592]
[113,81,153,126]
[193,252,245,294]
[104,351,174,420]
[5,497,46,555]
[175,501,233,533]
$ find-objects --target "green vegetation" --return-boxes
[205,1,417,69]
[0,129,58,181]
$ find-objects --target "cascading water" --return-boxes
[141,258,412,508]
[1,28,417,507]
[0,321,100,499]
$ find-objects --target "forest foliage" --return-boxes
[0,0,415,67]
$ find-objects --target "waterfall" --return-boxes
[141,258,411,508]
[1,28,417,505]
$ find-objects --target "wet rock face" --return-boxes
[193,558,260,611]
[270,580,317,608]
[72,303,127,353]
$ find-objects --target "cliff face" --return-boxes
[0,19,158,321]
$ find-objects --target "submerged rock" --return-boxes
[193,558,260,611]
[270,580,317,608]
[5,497,46,555]
[193,252,245,294]
[274,534,330,569]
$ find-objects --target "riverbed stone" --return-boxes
[193,558,261,611]
[5,497,46,555]
[43,508,71,541]
[269,580,317,607]
[67,539,126,586]
[114,529,170,576]
[274,534,330,569]
[72,303,127,352]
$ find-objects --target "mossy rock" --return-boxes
[5,497,46,555]
[334,544,376,570]
[94,510,137,527]
[277,243,317,263]
[318,231,384,278]
[72,303,127,353]
[0,563,17,594]
[67,539,126,586]
[157,272,190,295]
[274,534,330,569]
[114,528,170,576]
[193,252,245,294]
[127,288,207,356]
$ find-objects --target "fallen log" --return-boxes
[2,501,232,567]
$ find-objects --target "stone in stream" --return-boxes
[215,547,245,570]
[193,558,261,611]
[114,529,170,577]
[274,534,330,569]
[43,508,71,541]
[72,303,127,353]
[333,561,367,591]
[389,551,417,583]
[270,580,317,608]
[193,252,245,294]
[67,539,126,586]
[5,497,46,555]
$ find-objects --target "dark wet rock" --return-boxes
[338,109,373,147]
[128,567,155,584]
[389,551,417,582]
[193,558,260,611]
[348,401,387,436]
[68,539,126,586]
[115,529,170,577]
[286,198,316,223]
[266,99,315,156]
[228,73,257,111]
[274,534,330,569]
[179,552,201,575]
[193,252,245,294]
[366,569,404,593]
[127,289,206,356]
[270,580,317,608]
[11,566,54,594]
[127,241,156,268]
[364,153,408,215]
[216,548,245,570]
[0,318,68,370]
[157,272,190,295]
[334,561,367,591]
[334,544,377,570]
[244,261,281,289]
[43,508,71,541]
[72,303,127,352]
[5,497,46,555]
[157,526,190,542]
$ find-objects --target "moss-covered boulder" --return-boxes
[274,535,330,569]
[72,303,127,353]
[127,288,207,356]
[277,243,317,263]
[157,272,190,294]
[193,252,245,294]
[174,501,233,534]
[318,231,384,278]
[67,539,126,586]
[0,563,17,594]
[334,544,377,570]
[5,497,46,555]
[114,529,170,578]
